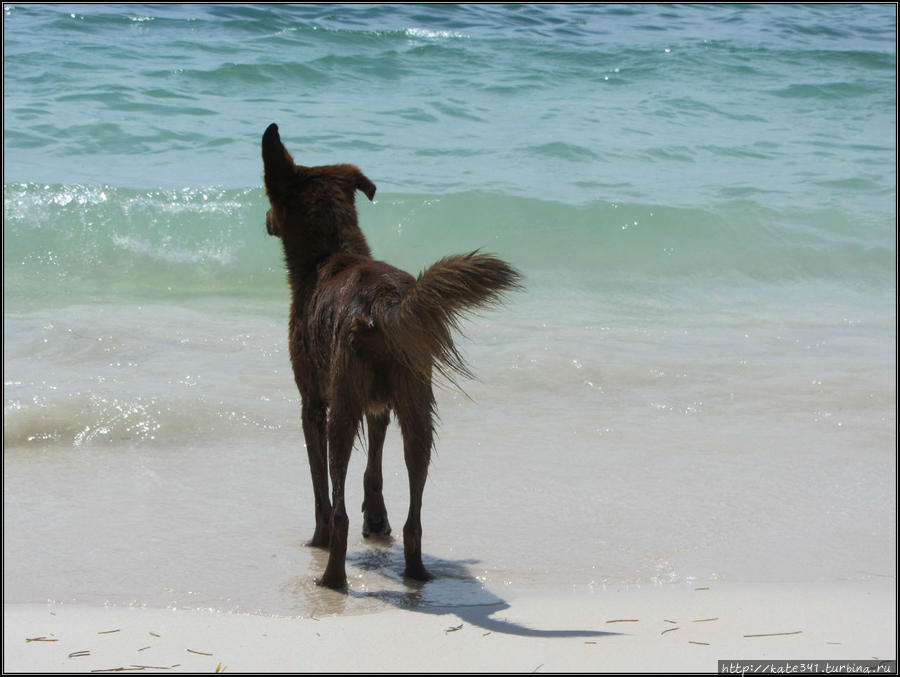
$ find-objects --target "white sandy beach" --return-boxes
[4,580,895,673]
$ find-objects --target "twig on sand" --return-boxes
[91,665,179,673]
[606,619,639,623]
[26,636,58,642]
[69,650,92,658]
[693,617,719,622]
[744,630,803,638]
[130,666,172,671]
[689,640,710,646]
[187,649,213,656]
[661,627,680,635]
[98,629,121,635]
[90,668,144,673]
[444,624,463,634]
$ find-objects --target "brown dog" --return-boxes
[262,123,520,589]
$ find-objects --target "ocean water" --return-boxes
[3,4,896,617]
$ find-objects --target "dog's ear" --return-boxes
[262,123,296,199]
[355,170,376,202]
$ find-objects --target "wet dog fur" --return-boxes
[262,123,520,589]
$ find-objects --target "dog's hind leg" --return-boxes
[317,403,362,590]
[362,411,392,539]
[395,385,434,582]
[301,397,331,548]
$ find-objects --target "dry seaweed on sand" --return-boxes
[743,630,803,638]
[130,666,172,671]
[90,668,144,673]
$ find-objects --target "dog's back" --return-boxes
[262,123,520,588]
[301,253,417,410]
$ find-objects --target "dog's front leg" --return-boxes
[317,405,360,589]
[362,411,392,539]
[301,397,330,548]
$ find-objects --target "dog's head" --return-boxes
[261,124,376,251]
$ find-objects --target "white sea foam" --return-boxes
[3,290,894,615]
[404,27,468,40]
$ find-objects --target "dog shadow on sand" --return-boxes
[294,540,619,640]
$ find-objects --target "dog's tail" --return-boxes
[378,251,521,384]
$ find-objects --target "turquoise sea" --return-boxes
[3,4,896,616]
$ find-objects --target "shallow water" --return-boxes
[3,3,896,616]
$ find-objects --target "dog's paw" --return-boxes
[404,563,433,582]
[305,527,330,549]
[315,573,348,590]
[362,513,392,539]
